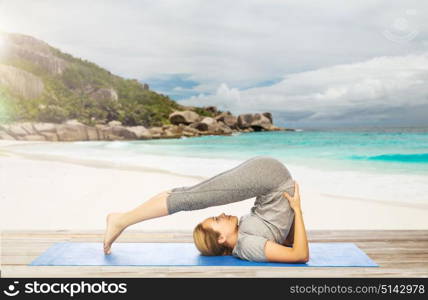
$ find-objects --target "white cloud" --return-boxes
[182,84,240,111]
[0,0,427,89]
[180,53,428,124]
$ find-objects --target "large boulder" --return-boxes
[169,110,200,125]
[86,127,99,140]
[163,125,184,138]
[96,124,140,140]
[189,122,209,132]
[237,113,273,131]
[111,126,137,139]
[201,117,216,126]
[148,126,164,139]
[0,130,15,140]
[21,135,46,141]
[215,113,237,129]
[96,121,139,140]
[127,126,152,139]
[237,114,254,129]
[20,122,37,135]
[251,113,273,131]
[32,122,57,133]
[202,117,233,134]
[1,123,30,138]
[95,124,127,140]
[56,120,89,141]
[213,121,233,135]
[201,117,220,131]
[40,132,59,141]
[95,125,108,140]
[262,112,272,123]
[32,122,60,141]
[182,126,200,137]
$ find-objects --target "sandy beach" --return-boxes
[1,140,427,231]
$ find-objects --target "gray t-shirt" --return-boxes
[232,179,295,262]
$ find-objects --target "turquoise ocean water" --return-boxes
[7,127,428,176]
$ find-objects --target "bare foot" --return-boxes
[103,212,126,255]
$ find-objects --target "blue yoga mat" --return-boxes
[29,242,378,267]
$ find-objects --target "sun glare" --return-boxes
[0,31,5,57]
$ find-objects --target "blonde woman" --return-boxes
[103,156,309,263]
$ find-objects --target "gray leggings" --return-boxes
[166,156,294,215]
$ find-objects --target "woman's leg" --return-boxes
[103,156,292,253]
[103,190,171,254]
[166,155,292,214]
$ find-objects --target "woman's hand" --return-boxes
[283,181,301,211]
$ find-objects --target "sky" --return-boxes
[0,0,427,128]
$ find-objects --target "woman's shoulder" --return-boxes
[232,232,269,262]
[238,213,275,239]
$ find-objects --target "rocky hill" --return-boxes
[0,32,292,141]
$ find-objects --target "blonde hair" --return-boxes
[193,222,233,256]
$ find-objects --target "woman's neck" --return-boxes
[226,230,239,250]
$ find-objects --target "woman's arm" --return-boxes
[264,182,309,263]
[290,207,309,260]
[283,216,295,247]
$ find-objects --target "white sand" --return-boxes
[0,140,427,231]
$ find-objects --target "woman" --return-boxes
[103,156,309,263]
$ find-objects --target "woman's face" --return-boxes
[202,213,239,243]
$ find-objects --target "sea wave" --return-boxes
[103,141,133,149]
[350,153,428,163]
